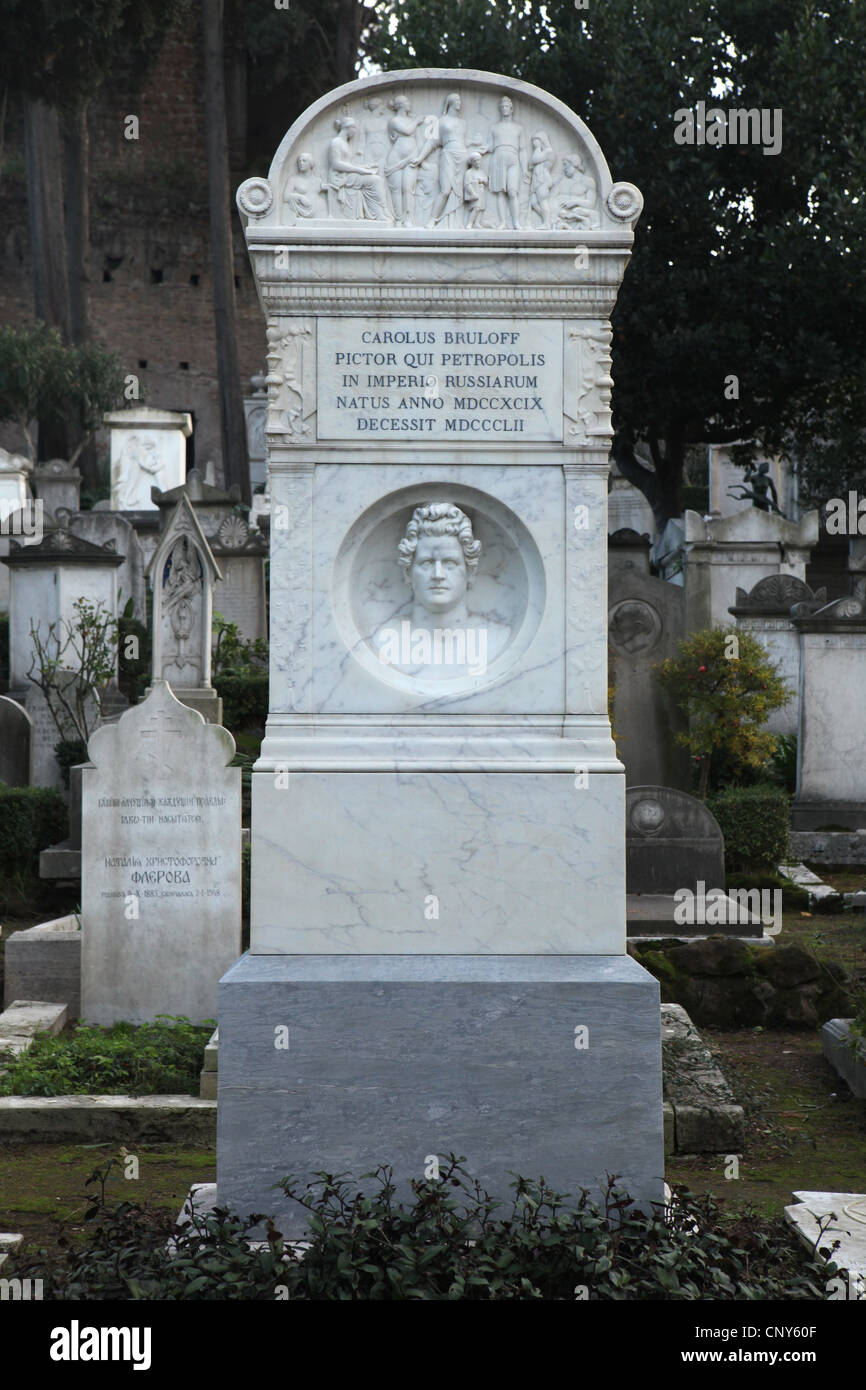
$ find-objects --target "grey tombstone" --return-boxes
[80,680,242,1024]
[728,573,826,738]
[791,593,866,829]
[625,786,763,939]
[32,460,82,515]
[145,495,223,723]
[627,785,725,895]
[0,695,33,785]
[153,469,268,643]
[608,529,688,787]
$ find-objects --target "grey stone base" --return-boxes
[627,894,764,938]
[790,830,866,866]
[3,918,81,1016]
[38,841,81,880]
[217,953,665,1237]
[791,801,866,831]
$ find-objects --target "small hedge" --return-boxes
[707,783,790,873]
[0,1015,213,1097]
[0,785,68,876]
[215,673,268,732]
[8,1159,837,1300]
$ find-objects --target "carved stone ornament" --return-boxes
[731,574,825,614]
[237,70,641,235]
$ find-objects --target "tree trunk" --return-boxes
[23,97,72,460]
[335,0,362,85]
[202,0,250,503]
[63,100,99,491]
[612,429,685,536]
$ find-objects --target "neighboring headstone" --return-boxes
[0,448,34,615]
[243,372,269,490]
[791,593,866,829]
[32,460,81,514]
[627,785,724,894]
[2,517,124,786]
[218,67,664,1233]
[728,573,826,737]
[104,406,192,511]
[0,695,32,785]
[65,510,147,623]
[0,447,31,516]
[145,496,222,723]
[154,469,267,641]
[80,681,241,1024]
[682,506,819,634]
[608,529,688,787]
[607,458,655,537]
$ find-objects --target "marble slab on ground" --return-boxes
[627,893,764,938]
[785,1192,866,1299]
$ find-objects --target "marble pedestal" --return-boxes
[217,952,664,1236]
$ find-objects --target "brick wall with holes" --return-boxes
[0,9,267,480]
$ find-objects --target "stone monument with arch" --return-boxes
[218,67,663,1231]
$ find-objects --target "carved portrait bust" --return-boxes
[372,501,510,679]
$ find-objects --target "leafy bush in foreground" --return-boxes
[0,1016,213,1097]
[10,1157,840,1301]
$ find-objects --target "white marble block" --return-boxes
[81,681,242,1024]
[105,407,192,512]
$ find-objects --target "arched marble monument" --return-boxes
[219,69,661,1232]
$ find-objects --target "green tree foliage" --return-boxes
[657,627,790,798]
[375,0,866,521]
[0,322,124,463]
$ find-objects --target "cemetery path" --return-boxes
[668,1028,866,1218]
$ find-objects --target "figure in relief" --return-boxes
[412,93,469,227]
[283,152,324,221]
[462,150,489,227]
[528,131,556,227]
[360,94,391,172]
[385,93,424,226]
[484,95,528,229]
[160,536,203,686]
[115,434,162,509]
[373,502,509,680]
[327,114,390,221]
[553,153,597,229]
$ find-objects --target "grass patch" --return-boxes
[667,1029,866,1218]
[0,1016,213,1098]
[0,1144,215,1254]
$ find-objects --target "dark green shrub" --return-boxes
[54,739,88,790]
[0,1015,213,1097]
[0,786,68,875]
[118,603,151,705]
[216,673,269,731]
[9,1158,837,1300]
[707,783,791,873]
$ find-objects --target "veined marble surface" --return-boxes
[249,768,625,954]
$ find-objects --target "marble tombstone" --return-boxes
[219,69,663,1231]
[81,682,242,1024]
